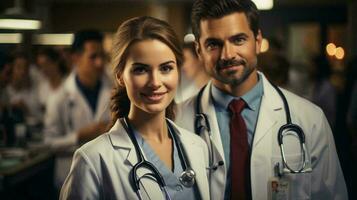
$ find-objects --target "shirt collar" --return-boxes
[211,74,264,111]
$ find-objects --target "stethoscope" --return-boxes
[194,83,312,176]
[120,117,196,200]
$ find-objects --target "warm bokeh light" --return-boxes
[335,47,345,60]
[326,43,336,56]
[260,38,269,53]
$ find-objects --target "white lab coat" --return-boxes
[43,71,112,188]
[60,119,210,200]
[176,73,348,200]
[43,71,112,148]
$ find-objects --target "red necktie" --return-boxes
[229,99,251,200]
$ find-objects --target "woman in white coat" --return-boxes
[60,16,210,200]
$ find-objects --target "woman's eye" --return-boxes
[160,65,173,73]
[132,66,147,74]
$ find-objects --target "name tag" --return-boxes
[268,176,290,200]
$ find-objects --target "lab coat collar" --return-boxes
[62,71,112,120]
[252,72,283,147]
[63,71,112,95]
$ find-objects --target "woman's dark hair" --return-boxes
[110,16,183,124]
[191,0,260,40]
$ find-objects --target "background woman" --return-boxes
[60,16,210,200]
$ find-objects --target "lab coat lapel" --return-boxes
[200,82,226,163]
[172,124,210,200]
[108,120,139,167]
[253,74,283,147]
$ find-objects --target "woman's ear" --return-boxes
[116,73,124,86]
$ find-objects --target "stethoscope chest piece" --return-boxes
[179,168,196,187]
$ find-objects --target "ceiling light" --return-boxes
[0,19,41,30]
[0,33,22,43]
[0,0,42,30]
[33,34,74,45]
[252,0,273,10]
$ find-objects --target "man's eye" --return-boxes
[233,37,245,45]
[160,65,174,73]
[206,42,220,51]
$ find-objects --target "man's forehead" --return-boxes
[198,12,251,40]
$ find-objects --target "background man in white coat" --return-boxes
[44,29,112,189]
[176,0,348,199]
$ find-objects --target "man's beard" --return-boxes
[213,58,254,86]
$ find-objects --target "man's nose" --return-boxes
[220,43,236,60]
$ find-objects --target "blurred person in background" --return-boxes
[0,52,14,146]
[258,51,290,89]
[176,39,209,103]
[5,52,42,127]
[0,52,13,105]
[307,54,337,129]
[43,29,113,190]
[345,58,357,199]
[346,57,357,139]
[36,47,69,113]
[58,47,75,73]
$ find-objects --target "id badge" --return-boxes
[268,176,290,200]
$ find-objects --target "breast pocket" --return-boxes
[271,155,311,200]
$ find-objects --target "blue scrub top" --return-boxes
[134,128,200,200]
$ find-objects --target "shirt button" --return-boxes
[176,184,183,191]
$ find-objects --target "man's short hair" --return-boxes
[71,29,103,53]
[191,0,260,40]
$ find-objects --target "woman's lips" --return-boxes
[141,92,167,102]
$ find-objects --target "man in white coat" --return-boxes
[176,0,348,199]
[44,29,112,189]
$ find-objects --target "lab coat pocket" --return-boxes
[271,155,311,200]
